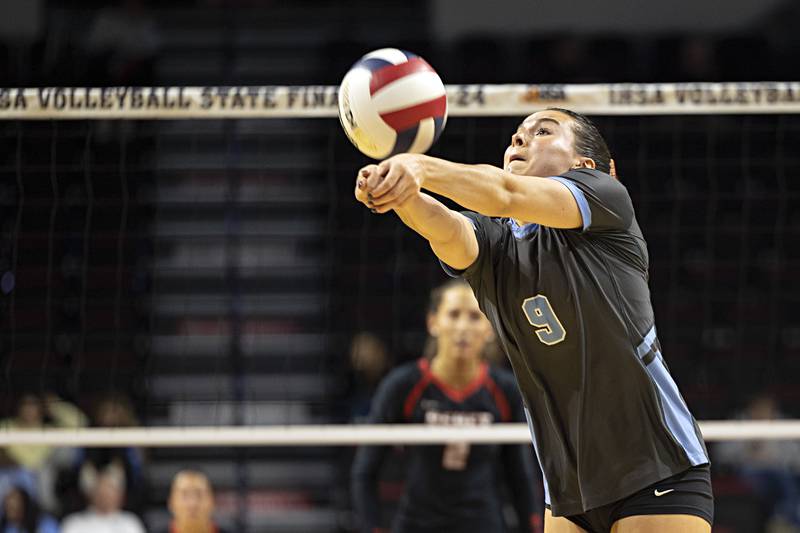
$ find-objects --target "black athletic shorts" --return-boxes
[546,464,714,532]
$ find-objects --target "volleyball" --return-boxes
[338,48,448,159]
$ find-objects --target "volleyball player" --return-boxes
[354,108,714,533]
[351,279,543,533]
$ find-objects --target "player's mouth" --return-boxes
[508,154,526,164]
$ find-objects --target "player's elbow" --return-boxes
[428,214,479,270]
[429,228,478,271]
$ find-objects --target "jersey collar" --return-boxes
[418,358,489,403]
[506,218,540,238]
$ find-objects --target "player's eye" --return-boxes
[536,127,551,136]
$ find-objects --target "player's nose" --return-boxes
[511,131,526,147]
[454,317,472,332]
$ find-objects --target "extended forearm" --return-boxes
[394,192,478,270]
[421,157,514,217]
[419,156,582,229]
[394,192,463,244]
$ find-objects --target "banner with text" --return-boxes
[0,83,798,119]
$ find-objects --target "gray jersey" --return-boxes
[442,168,708,517]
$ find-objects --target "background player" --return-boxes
[161,470,230,533]
[351,279,543,533]
[354,108,713,532]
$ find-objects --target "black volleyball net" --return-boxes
[1,83,799,532]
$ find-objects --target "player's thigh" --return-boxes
[544,508,587,533]
[611,513,711,533]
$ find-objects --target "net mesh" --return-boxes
[2,113,800,421]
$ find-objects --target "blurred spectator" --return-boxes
[716,393,800,530]
[160,470,230,533]
[0,485,59,533]
[57,394,145,516]
[0,394,87,514]
[346,332,390,422]
[60,470,144,533]
[0,394,86,472]
[84,0,160,85]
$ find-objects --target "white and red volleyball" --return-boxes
[338,48,448,159]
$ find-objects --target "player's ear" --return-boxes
[573,156,596,170]
[426,312,439,337]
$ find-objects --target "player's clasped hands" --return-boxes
[354,154,427,214]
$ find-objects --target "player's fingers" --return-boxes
[369,171,400,199]
[366,162,388,190]
[370,167,404,203]
[354,180,367,201]
[370,162,404,197]
[370,162,406,202]
[359,164,378,185]
[376,159,391,177]
[373,187,416,214]
[370,177,407,207]
[354,168,373,203]
[359,164,378,176]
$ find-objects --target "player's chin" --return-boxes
[505,159,533,176]
[453,345,481,360]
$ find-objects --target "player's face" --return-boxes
[503,110,581,177]
[169,473,214,523]
[428,286,493,362]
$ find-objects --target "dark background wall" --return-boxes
[0,1,798,532]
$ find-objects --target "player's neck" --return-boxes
[172,520,215,533]
[430,354,481,389]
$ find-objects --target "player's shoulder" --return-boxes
[561,168,629,192]
[380,359,425,392]
[562,167,612,181]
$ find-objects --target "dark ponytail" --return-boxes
[547,108,611,174]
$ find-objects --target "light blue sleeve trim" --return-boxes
[636,325,658,359]
[548,176,592,231]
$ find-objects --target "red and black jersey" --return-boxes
[351,358,542,533]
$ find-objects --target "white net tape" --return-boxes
[1,421,799,447]
[0,82,799,119]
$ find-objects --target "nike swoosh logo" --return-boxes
[654,489,675,497]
